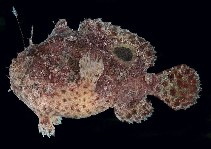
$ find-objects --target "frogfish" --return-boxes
[9,19,201,137]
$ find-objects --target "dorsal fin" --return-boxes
[29,25,34,45]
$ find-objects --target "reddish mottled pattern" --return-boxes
[9,19,201,137]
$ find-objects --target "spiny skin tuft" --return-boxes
[9,19,201,137]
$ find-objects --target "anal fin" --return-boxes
[114,97,154,123]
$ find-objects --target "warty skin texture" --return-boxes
[9,19,201,137]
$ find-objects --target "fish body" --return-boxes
[9,19,201,137]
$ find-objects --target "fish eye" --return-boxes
[26,48,36,56]
[113,47,133,61]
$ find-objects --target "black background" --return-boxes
[0,0,210,148]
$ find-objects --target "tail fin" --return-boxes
[154,64,201,110]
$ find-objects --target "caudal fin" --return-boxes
[154,64,201,110]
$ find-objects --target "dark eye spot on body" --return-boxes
[113,47,133,61]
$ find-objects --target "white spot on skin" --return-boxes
[144,73,153,85]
